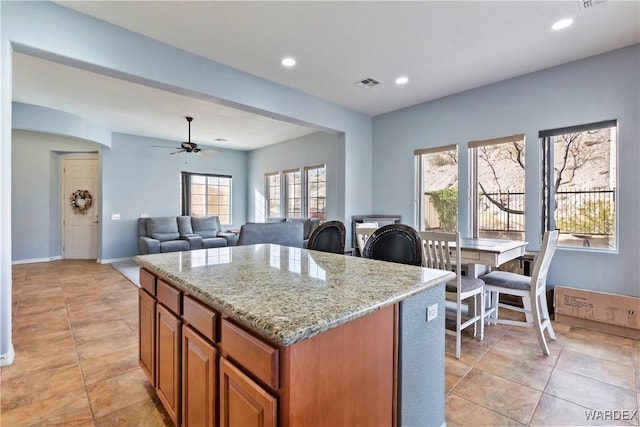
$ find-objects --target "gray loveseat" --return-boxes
[265,217,321,247]
[138,216,238,254]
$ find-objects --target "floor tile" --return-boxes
[76,334,138,361]
[445,393,524,426]
[86,369,155,419]
[0,389,93,426]
[80,346,140,385]
[492,329,561,366]
[545,369,638,413]
[1,364,86,411]
[556,348,636,391]
[530,393,634,426]
[476,348,554,391]
[564,334,633,365]
[72,319,134,345]
[445,355,471,394]
[94,398,173,427]
[452,369,541,424]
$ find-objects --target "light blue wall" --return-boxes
[101,133,247,261]
[372,45,640,297]
[11,130,99,262]
[247,131,341,221]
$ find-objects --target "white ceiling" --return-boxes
[13,1,640,150]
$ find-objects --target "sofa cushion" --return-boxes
[237,222,304,248]
[146,217,180,242]
[160,239,190,252]
[177,216,194,235]
[286,218,312,239]
[191,216,220,238]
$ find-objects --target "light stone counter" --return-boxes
[134,244,454,346]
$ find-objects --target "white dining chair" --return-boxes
[481,230,559,355]
[355,222,378,256]
[420,231,485,359]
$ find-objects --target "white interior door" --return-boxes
[63,157,98,259]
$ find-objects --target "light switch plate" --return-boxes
[111,213,121,220]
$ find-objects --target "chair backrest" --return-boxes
[355,225,378,257]
[362,224,423,266]
[530,230,560,295]
[236,222,304,248]
[419,230,461,277]
[307,220,346,254]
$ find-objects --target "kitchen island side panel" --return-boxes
[398,284,446,427]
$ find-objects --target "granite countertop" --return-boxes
[134,244,455,346]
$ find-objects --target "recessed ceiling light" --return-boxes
[281,57,296,67]
[552,18,573,31]
[395,76,409,85]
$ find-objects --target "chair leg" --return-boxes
[456,303,462,359]
[539,291,556,341]
[530,292,550,355]
[522,295,533,323]
[474,292,484,340]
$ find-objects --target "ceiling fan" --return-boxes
[155,116,222,157]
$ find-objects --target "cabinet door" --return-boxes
[139,289,156,386]
[183,325,217,427]
[220,358,277,427]
[157,303,182,426]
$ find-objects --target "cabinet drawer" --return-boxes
[183,296,218,343]
[221,319,279,390]
[157,279,181,315]
[139,268,156,295]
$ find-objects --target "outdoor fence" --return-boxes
[424,189,615,236]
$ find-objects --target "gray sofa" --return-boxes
[265,217,321,247]
[236,221,304,248]
[138,216,238,254]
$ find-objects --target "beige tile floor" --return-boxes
[1,260,639,426]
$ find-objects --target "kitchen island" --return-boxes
[135,244,454,427]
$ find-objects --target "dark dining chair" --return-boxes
[306,220,346,254]
[362,224,422,266]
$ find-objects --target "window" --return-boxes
[305,164,326,220]
[265,172,281,218]
[541,120,617,250]
[284,169,302,218]
[181,172,232,224]
[415,145,458,232]
[469,134,526,240]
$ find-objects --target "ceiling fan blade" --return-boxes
[169,149,186,155]
[202,147,223,154]
[151,145,178,149]
[197,150,210,158]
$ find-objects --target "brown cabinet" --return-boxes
[139,269,397,427]
[183,325,217,427]
[138,289,156,385]
[220,357,277,427]
[157,302,182,426]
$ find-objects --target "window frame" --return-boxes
[284,168,302,218]
[540,119,618,251]
[304,164,326,220]
[181,171,232,225]
[265,171,282,219]
[414,145,458,232]
[468,134,526,240]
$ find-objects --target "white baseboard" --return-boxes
[0,345,15,367]
[12,256,62,265]
[100,256,135,264]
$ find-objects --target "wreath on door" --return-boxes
[70,189,93,214]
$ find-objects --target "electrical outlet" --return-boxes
[426,303,438,322]
[111,213,121,220]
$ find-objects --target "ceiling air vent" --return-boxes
[578,0,607,10]
[354,77,380,88]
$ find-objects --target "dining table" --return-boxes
[458,237,528,278]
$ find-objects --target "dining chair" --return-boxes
[362,224,422,266]
[420,231,485,359]
[481,230,560,355]
[307,220,346,254]
[355,222,379,257]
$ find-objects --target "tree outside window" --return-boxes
[541,121,617,250]
[415,145,458,232]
